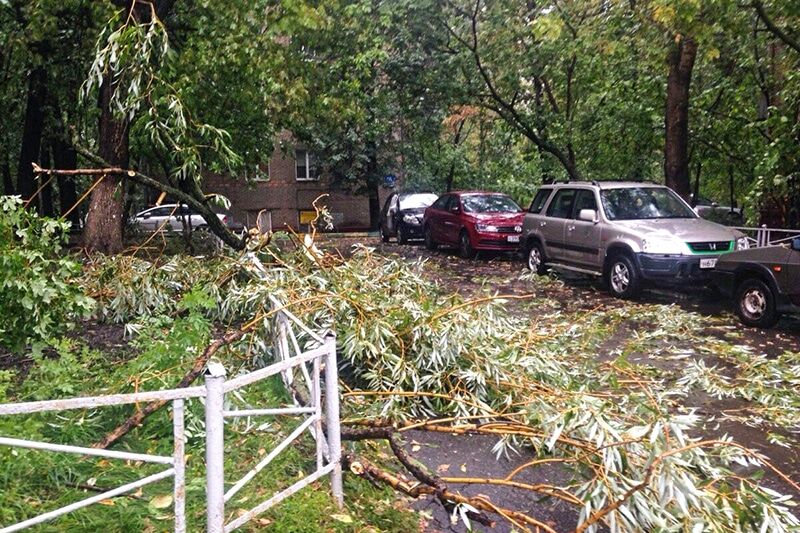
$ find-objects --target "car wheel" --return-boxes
[397,224,408,245]
[735,278,780,328]
[424,226,438,251]
[605,255,641,299]
[458,230,475,259]
[380,226,389,243]
[525,241,547,275]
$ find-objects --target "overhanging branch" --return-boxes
[752,0,800,55]
[32,159,247,250]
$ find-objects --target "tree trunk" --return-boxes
[16,65,47,204]
[664,37,697,200]
[39,147,54,216]
[53,137,80,226]
[2,152,13,195]
[82,75,129,253]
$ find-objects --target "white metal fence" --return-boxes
[732,225,800,248]
[0,298,342,532]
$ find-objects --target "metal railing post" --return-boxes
[173,399,186,533]
[323,333,344,508]
[313,355,323,471]
[205,362,227,533]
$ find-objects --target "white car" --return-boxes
[131,204,230,232]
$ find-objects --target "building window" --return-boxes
[245,210,272,233]
[295,149,318,181]
[253,161,270,182]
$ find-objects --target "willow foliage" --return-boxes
[81,241,799,532]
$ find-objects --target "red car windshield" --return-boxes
[462,195,520,214]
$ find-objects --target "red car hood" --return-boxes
[467,212,525,225]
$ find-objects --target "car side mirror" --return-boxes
[142,213,151,219]
[578,209,597,223]
[711,202,719,208]
[792,237,800,251]
[450,205,460,213]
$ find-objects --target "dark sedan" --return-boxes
[379,192,439,244]
[713,237,800,327]
[423,191,524,258]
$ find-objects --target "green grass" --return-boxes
[0,339,419,532]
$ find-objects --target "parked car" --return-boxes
[712,237,800,327]
[423,191,524,258]
[379,192,439,244]
[691,194,743,224]
[520,181,749,298]
[131,204,230,232]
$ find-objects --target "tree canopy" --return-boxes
[1,0,799,250]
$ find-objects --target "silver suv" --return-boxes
[521,181,749,298]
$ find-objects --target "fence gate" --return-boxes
[0,295,342,532]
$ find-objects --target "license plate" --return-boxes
[507,235,520,243]
[699,258,717,269]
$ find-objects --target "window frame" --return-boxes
[528,188,553,214]
[546,188,578,219]
[430,195,450,211]
[295,149,318,182]
[570,189,598,219]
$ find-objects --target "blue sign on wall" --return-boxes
[383,174,397,188]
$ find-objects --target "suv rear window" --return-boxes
[528,189,552,214]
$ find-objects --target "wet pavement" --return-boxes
[320,236,800,532]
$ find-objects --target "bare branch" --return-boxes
[752,0,800,55]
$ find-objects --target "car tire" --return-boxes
[380,227,389,243]
[458,230,475,259]
[605,254,641,299]
[525,241,547,275]
[424,226,438,251]
[397,224,408,245]
[735,278,780,328]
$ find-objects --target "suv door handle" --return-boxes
[539,222,547,227]
[567,225,576,231]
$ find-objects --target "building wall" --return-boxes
[204,142,372,233]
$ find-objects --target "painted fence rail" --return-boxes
[0,301,342,532]
[733,225,800,248]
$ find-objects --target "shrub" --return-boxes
[0,196,94,352]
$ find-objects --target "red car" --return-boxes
[423,191,525,258]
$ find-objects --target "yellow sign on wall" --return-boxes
[299,210,317,225]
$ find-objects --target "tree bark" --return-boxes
[52,137,80,226]
[664,37,697,200]
[2,152,13,195]
[16,65,47,204]
[81,0,175,253]
[39,147,54,216]
[81,74,130,253]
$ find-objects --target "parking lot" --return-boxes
[323,236,800,532]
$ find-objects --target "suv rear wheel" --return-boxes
[526,241,547,275]
[606,255,641,299]
[735,278,780,328]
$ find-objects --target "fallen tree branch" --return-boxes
[346,454,558,533]
[93,329,246,449]
[31,160,246,250]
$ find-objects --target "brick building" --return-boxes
[204,141,382,233]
